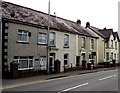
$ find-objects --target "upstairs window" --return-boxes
[90,39,94,50]
[111,40,113,48]
[115,42,117,50]
[82,37,85,48]
[38,33,47,44]
[50,32,55,46]
[106,41,109,48]
[18,30,29,43]
[64,34,69,47]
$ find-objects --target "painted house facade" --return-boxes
[2,1,99,78]
[86,22,120,63]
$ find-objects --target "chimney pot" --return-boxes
[86,22,90,28]
[76,19,81,25]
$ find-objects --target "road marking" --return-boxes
[58,83,88,93]
[99,75,117,81]
[1,69,117,90]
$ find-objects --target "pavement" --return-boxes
[2,66,118,87]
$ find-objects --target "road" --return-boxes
[2,69,118,92]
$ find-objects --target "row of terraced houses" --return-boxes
[1,1,120,78]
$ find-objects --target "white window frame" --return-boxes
[64,34,69,47]
[38,33,47,44]
[14,56,34,70]
[64,54,69,67]
[90,39,94,50]
[50,32,55,46]
[18,30,29,43]
[81,37,85,48]
[40,56,47,70]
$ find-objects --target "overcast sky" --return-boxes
[4,0,119,31]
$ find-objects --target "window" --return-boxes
[114,54,116,60]
[90,39,94,50]
[14,56,34,70]
[38,33,47,44]
[40,57,47,70]
[64,54,69,66]
[106,41,109,48]
[18,30,28,42]
[50,32,55,46]
[82,37,85,48]
[110,53,113,60]
[115,42,117,50]
[64,34,69,47]
[106,53,109,60]
[111,40,113,48]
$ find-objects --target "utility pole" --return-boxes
[47,0,50,74]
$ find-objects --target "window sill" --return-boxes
[37,43,47,45]
[64,46,69,48]
[81,47,85,49]
[16,41,29,44]
[90,49,93,51]
[50,45,56,47]
[18,68,34,71]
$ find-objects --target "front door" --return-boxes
[49,56,54,73]
[40,57,47,71]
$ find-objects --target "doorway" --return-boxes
[49,53,55,73]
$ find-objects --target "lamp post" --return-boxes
[47,0,50,74]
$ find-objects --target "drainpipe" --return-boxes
[96,38,98,65]
[0,8,2,81]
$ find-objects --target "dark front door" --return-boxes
[49,56,54,73]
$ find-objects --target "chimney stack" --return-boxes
[76,19,81,26]
[86,22,90,28]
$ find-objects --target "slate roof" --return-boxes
[98,29,113,39]
[88,25,120,41]
[88,26,106,38]
[113,32,120,41]
[1,1,97,38]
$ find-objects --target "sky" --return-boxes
[3,0,119,32]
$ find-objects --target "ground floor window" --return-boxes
[40,57,47,70]
[110,52,113,60]
[114,54,116,60]
[106,52,109,61]
[64,54,69,67]
[14,56,34,70]
[81,53,86,61]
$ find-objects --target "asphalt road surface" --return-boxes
[2,69,118,92]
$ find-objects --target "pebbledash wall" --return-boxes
[4,22,48,71]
